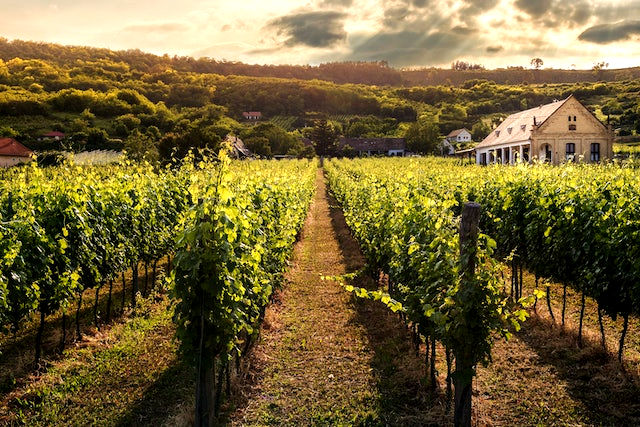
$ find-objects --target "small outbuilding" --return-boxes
[40,131,66,141]
[339,137,406,157]
[242,112,262,121]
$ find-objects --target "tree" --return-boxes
[85,128,109,151]
[81,108,95,124]
[244,136,272,158]
[439,104,468,134]
[471,121,491,141]
[309,119,339,156]
[124,129,158,163]
[158,124,222,161]
[404,119,440,154]
[0,126,18,138]
[592,61,609,80]
[530,58,544,69]
[241,123,301,156]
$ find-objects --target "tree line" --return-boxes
[2,38,639,87]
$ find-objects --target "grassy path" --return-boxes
[230,170,437,426]
[231,168,640,426]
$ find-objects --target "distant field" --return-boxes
[268,115,297,131]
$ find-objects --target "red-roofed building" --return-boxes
[40,131,66,141]
[0,138,34,167]
[242,112,262,121]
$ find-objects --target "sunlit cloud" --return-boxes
[0,0,638,69]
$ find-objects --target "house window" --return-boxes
[565,143,575,161]
[574,116,577,121]
[590,143,600,162]
[569,124,577,131]
[568,116,572,121]
[495,130,500,137]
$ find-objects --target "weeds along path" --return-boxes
[230,169,438,426]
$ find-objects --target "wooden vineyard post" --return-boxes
[454,202,481,427]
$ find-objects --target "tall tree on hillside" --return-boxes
[309,120,339,156]
[404,119,440,154]
[592,61,609,80]
[530,58,544,69]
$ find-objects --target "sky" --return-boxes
[1,0,639,69]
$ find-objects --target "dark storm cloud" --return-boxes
[514,0,592,28]
[318,0,354,7]
[348,30,480,66]
[594,1,640,22]
[451,25,476,35]
[486,45,503,53]
[383,6,411,29]
[267,11,347,48]
[579,20,640,43]
[514,0,552,17]
[380,0,434,30]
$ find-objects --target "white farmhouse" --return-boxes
[475,95,613,165]
[445,128,472,143]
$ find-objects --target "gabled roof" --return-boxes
[446,128,470,137]
[476,97,570,149]
[0,138,33,157]
[43,131,65,137]
[339,137,405,151]
[242,111,262,117]
[225,135,252,158]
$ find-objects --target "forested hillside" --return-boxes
[2,38,640,87]
[0,38,639,158]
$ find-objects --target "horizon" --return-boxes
[1,0,639,70]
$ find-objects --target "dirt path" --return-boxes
[230,168,640,426]
[230,170,438,426]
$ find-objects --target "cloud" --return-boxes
[578,20,640,43]
[514,0,552,17]
[348,30,481,66]
[513,0,593,28]
[318,0,354,7]
[383,6,411,29]
[123,22,189,33]
[594,1,640,23]
[267,11,347,48]
[486,45,503,53]
[460,0,500,13]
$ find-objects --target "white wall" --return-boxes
[0,156,31,167]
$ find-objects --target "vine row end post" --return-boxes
[454,201,480,427]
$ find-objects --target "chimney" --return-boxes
[533,116,537,126]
